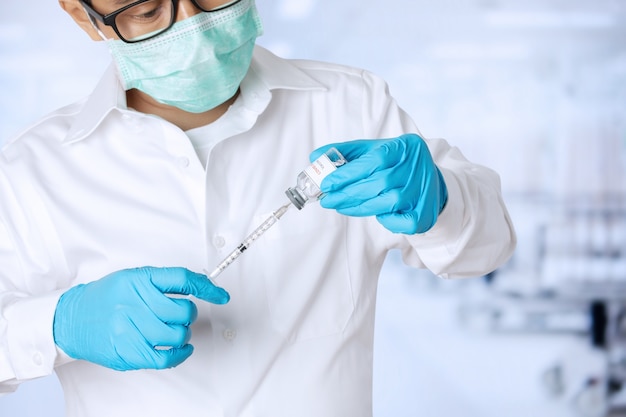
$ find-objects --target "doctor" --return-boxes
[0,0,515,416]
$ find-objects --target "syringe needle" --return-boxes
[208,202,292,279]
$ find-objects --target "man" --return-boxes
[0,0,516,415]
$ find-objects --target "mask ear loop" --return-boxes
[83,6,109,41]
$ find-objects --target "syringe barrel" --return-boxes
[208,203,291,279]
[242,213,279,246]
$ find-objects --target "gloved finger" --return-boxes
[376,208,438,235]
[111,327,177,370]
[150,344,194,369]
[309,139,378,163]
[147,296,198,326]
[320,142,403,192]
[129,271,200,325]
[153,325,192,349]
[139,343,194,370]
[148,267,230,305]
[319,177,380,210]
[320,170,412,210]
[328,189,409,217]
[129,310,191,349]
[166,297,198,325]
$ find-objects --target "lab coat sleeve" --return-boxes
[359,70,516,278]
[0,178,73,394]
[0,221,71,394]
[406,146,516,278]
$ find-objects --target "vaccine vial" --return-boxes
[285,148,347,210]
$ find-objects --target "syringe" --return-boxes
[208,202,292,279]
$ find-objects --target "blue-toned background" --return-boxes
[2,1,626,416]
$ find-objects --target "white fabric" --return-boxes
[0,45,515,416]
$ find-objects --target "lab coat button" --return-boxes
[32,352,43,366]
[177,156,190,168]
[223,328,237,341]
[213,235,226,248]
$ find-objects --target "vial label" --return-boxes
[304,154,337,189]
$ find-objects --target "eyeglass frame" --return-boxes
[80,0,243,43]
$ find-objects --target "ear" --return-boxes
[58,0,103,41]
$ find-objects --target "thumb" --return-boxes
[147,267,230,305]
[309,139,380,163]
[152,344,195,369]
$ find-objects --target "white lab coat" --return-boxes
[0,46,515,416]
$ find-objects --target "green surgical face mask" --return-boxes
[106,0,263,113]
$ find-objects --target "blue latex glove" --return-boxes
[53,267,229,371]
[311,134,448,234]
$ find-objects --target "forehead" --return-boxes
[90,0,141,10]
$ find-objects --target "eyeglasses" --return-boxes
[80,0,243,43]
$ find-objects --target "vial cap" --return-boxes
[285,187,306,210]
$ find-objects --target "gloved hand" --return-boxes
[53,267,229,371]
[310,134,448,234]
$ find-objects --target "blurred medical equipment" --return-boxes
[454,193,626,417]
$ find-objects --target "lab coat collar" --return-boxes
[250,46,327,92]
[63,64,127,145]
[62,45,326,145]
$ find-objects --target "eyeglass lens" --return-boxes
[115,0,241,42]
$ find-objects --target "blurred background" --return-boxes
[1,0,626,416]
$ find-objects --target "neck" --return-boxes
[126,88,240,131]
